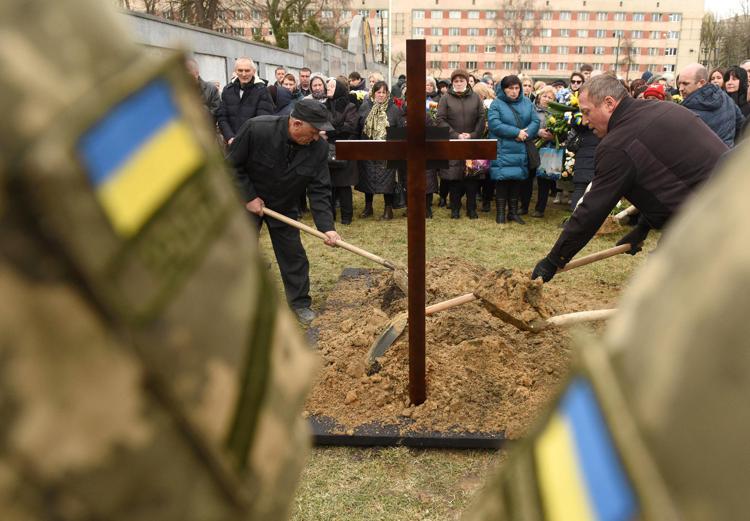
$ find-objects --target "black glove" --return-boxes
[616,223,650,255]
[531,256,558,283]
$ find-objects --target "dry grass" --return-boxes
[258,190,654,521]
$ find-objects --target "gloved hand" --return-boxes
[531,257,558,283]
[616,223,650,255]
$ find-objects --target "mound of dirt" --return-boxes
[306,257,618,439]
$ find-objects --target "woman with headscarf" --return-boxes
[436,69,486,219]
[325,78,359,225]
[305,74,328,102]
[355,81,405,220]
[724,66,750,118]
[488,74,540,224]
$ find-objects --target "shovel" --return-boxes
[365,243,631,373]
[262,207,409,294]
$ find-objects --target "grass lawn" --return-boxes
[259,191,655,521]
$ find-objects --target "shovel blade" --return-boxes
[364,312,408,375]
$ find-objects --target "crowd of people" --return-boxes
[187,55,748,321]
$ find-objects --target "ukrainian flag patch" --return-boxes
[534,378,638,521]
[78,80,202,237]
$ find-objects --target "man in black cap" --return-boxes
[227,99,341,324]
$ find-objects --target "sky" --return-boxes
[706,0,746,17]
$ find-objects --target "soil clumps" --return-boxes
[306,257,617,439]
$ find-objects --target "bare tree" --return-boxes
[719,1,750,67]
[391,51,405,78]
[700,12,723,68]
[617,37,637,80]
[496,0,541,74]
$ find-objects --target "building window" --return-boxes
[449,44,460,52]
[632,12,644,21]
[468,10,480,18]
[431,10,443,18]
[632,30,642,39]
[666,31,679,39]
[542,10,552,19]
[467,28,479,36]
[449,10,461,19]
[578,12,589,21]
[358,9,369,17]
[503,61,513,69]
[668,13,682,21]
[651,12,661,21]
[630,47,641,55]
[664,64,675,72]
[576,46,586,54]
[577,29,588,37]
[251,9,261,19]
[431,27,442,36]
[412,27,425,37]
[430,60,442,69]
[485,45,496,52]
[468,44,478,53]
[234,10,244,19]
[614,29,624,37]
[486,10,497,19]
[485,61,496,68]
[615,12,627,21]
[665,47,677,56]
[232,27,244,36]
[413,10,425,19]
[520,61,532,69]
[429,44,442,52]
[559,11,571,20]
[392,13,404,35]
[449,27,460,36]
[524,10,534,19]
[504,44,515,53]
[503,28,514,37]
[629,63,640,72]
[593,62,603,70]
[557,62,568,70]
[448,61,459,68]
[321,9,333,18]
[539,45,551,54]
[560,29,569,37]
[486,28,497,36]
[558,45,569,54]
[466,60,478,69]
[594,46,605,55]
[521,45,532,54]
[597,11,607,20]
[648,47,659,56]
[539,61,549,70]
[595,29,607,38]
[650,31,660,39]
[540,28,552,37]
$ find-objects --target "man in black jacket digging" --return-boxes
[227,100,341,324]
[532,74,728,282]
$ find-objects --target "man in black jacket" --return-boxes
[226,100,341,324]
[217,57,273,146]
[532,74,728,282]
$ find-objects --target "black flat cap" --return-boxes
[290,99,334,131]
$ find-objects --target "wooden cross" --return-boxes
[336,40,496,405]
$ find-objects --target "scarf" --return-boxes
[364,99,389,140]
[449,85,472,98]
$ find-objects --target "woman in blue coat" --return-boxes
[488,75,540,224]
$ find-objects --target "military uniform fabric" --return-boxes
[0,1,318,519]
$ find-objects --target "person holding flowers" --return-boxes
[488,74,539,224]
[529,86,559,217]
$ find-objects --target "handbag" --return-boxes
[509,104,541,174]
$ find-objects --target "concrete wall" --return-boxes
[122,11,386,89]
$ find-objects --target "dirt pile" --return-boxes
[306,257,617,438]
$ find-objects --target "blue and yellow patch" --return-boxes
[535,378,638,521]
[78,80,202,237]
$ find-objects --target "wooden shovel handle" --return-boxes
[558,244,632,272]
[545,308,616,327]
[425,293,477,316]
[262,207,397,270]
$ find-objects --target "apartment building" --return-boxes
[126,0,703,81]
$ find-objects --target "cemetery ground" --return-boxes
[258,191,654,521]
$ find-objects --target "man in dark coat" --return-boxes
[532,75,728,282]
[679,63,745,147]
[185,57,220,117]
[217,57,274,146]
[226,100,341,323]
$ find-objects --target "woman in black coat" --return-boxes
[724,66,750,118]
[325,79,359,224]
[355,81,405,220]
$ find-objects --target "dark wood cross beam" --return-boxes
[336,39,496,405]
